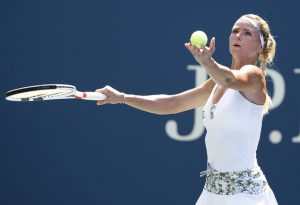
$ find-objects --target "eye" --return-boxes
[232,29,238,34]
[245,31,252,36]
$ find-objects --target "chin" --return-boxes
[230,47,242,57]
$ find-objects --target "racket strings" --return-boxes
[8,89,74,101]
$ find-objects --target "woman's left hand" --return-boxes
[185,37,216,65]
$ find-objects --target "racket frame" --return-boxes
[5,84,106,101]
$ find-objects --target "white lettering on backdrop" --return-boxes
[292,68,300,143]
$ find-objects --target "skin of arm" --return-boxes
[185,38,265,96]
[97,79,215,115]
[97,37,266,112]
[201,58,265,93]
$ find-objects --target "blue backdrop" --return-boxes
[1,0,299,204]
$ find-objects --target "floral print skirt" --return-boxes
[200,163,268,195]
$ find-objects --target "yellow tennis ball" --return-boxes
[190,31,208,48]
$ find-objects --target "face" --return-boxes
[229,18,262,61]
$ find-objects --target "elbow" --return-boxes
[218,77,236,88]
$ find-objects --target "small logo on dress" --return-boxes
[210,104,216,119]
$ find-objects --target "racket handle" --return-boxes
[81,92,107,101]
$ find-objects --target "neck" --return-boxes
[231,58,257,70]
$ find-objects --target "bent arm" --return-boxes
[186,38,265,92]
[201,60,265,92]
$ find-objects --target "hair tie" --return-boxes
[241,16,265,47]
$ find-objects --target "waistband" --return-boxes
[200,163,268,195]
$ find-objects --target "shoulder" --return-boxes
[239,65,265,80]
[232,65,265,87]
[229,65,266,95]
[238,65,266,104]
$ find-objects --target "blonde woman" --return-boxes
[96,14,278,205]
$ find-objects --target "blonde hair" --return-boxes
[241,14,276,114]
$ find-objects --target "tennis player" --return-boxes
[96,14,278,205]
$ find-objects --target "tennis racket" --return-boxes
[5,84,106,102]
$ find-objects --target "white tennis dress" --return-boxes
[196,85,278,205]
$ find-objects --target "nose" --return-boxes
[235,32,241,40]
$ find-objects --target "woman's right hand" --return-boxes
[185,37,216,66]
[95,85,125,105]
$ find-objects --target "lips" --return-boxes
[233,43,241,47]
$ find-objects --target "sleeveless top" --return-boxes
[202,84,264,172]
[196,84,279,203]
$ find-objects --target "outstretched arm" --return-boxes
[96,78,215,115]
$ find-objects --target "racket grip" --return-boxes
[83,92,107,101]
